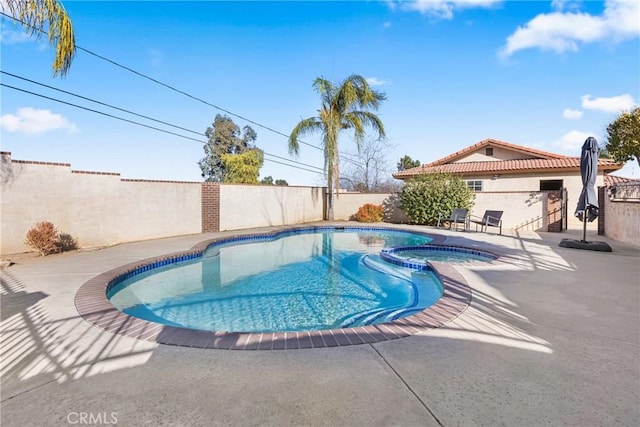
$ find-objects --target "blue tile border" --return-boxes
[380,244,498,270]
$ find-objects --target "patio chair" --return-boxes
[469,210,503,235]
[436,208,469,231]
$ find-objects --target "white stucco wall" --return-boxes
[471,192,549,231]
[461,172,606,229]
[218,184,324,231]
[458,146,538,162]
[332,193,389,220]
[0,153,202,254]
[603,195,640,247]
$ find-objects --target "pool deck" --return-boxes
[1,222,639,426]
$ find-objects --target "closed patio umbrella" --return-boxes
[575,136,599,241]
[560,136,611,251]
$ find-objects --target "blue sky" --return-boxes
[1,0,639,185]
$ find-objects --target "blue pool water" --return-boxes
[107,228,443,333]
[381,245,497,266]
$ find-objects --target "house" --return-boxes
[393,138,624,231]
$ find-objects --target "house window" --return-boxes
[466,180,483,192]
[485,147,494,156]
[540,180,563,191]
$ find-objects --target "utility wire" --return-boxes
[77,44,397,175]
[1,83,324,175]
[1,71,324,172]
[76,45,329,151]
[1,11,397,176]
[262,156,323,175]
[1,83,206,143]
[1,70,201,136]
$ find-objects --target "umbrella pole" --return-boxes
[582,210,588,242]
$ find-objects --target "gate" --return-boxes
[547,188,567,232]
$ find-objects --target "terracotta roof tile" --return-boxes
[604,174,640,186]
[394,157,623,178]
[394,138,624,179]
[425,138,569,167]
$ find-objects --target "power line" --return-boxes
[262,155,323,175]
[1,83,325,175]
[1,10,396,176]
[77,45,330,152]
[0,12,324,146]
[1,70,202,136]
[76,44,396,174]
[1,71,324,173]
[1,83,207,143]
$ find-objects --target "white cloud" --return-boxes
[0,22,34,44]
[383,21,392,28]
[551,0,583,12]
[0,107,78,135]
[581,94,636,113]
[392,0,501,19]
[500,0,639,57]
[366,77,388,86]
[562,108,583,119]
[555,130,598,151]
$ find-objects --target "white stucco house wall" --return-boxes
[393,138,624,230]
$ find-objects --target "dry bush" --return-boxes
[24,221,60,256]
[353,203,384,223]
[57,233,78,252]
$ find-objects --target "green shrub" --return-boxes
[24,221,60,256]
[353,203,384,222]
[399,172,474,225]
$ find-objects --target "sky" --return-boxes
[1,0,639,186]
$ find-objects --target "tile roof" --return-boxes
[393,138,624,179]
[604,174,640,186]
[424,138,568,167]
[394,158,622,178]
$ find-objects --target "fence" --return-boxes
[0,152,202,254]
[600,182,640,246]
[4,151,635,254]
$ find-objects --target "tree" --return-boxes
[3,0,76,76]
[605,107,640,167]
[397,155,421,172]
[221,149,264,184]
[261,176,289,186]
[199,114,258,182]
[340,138,399,192]
[260,175,274,185]
[288,74,386,220]
[399,172,474,225]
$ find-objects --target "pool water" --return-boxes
[391,249,494,263]
[107,229,441,333]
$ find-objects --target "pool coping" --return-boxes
[74,225,480,350]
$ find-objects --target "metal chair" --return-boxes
[469,210,503,235]
[436,208,469,231]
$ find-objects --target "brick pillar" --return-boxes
[201,183,220,233]
[597,186,605,235]
[547,190,562,232]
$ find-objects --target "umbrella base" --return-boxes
[559,238,612,252]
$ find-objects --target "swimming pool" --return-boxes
[381,244,498,268]
[107,228,440,332]
[75,225,481,349]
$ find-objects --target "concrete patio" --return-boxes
[1,223,638,426]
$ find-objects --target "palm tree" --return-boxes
[3,0,76,76]
[289,74,386,220]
